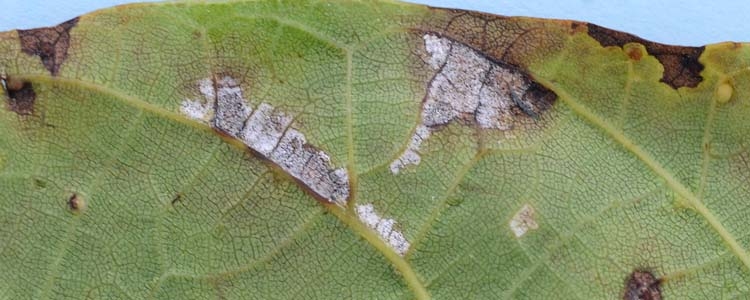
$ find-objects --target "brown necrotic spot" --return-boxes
[586,23,704,89]
[181,76,351,206]
[68,193,85,213]
[623,270,662,300]
[626,45,644,61]
[2,76,36,116]
[17,17,79,76]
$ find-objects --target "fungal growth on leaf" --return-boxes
[180,76,350,205]
[585,23,705,89]
[390,34,556,174]
[17,17,79,76]
[2,1,750,299]
[356,203,410,256]
[509,203,538,238]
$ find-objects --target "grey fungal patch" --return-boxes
[183,76,350,205]
[586,23,704,89]
[180,99,211,121]
[3,76,36,116]
[356,203,410,256]
[390,34,555,174]
[268,128,350,204]
[390,125,430,174]
[623,270,661,300]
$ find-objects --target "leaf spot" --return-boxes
[68,193,85,213]
[180,99,211,121]
[716,80,734,104]
[509,203,538,238]
[212,76,252,137]
[2,76,36,116]
[171,193,182,205]
[625,44,644,61]
[17,17,79,76]
[186,76,350,205]
[390,34,555,174]
[623,270,662,300]
[356,203,410,256]
[586,23,704,89]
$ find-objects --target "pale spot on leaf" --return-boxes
[389,125,429,174]
[509,203,538,238]
[390,34,554,174]
[356,203,410,256]
[187,76,350,205]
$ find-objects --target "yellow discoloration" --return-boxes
[716,80,734,104]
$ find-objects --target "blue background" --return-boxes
[0,1,748,46]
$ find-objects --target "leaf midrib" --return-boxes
[17,74,431,300]
[534,76,750,273]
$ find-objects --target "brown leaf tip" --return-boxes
[18,17,79,76]
[179,76,350,206]
[586,23,704,89]
[623,270,662,300]
[2,76,36,116]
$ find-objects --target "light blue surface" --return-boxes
[0,0,748,46]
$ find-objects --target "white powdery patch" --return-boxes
[389,34,551,174]
[389,125,430,174]
[356,204,410,256]
[240,103,292,156]
[509,204,538,238]
[184,76,350,205]
[180,78,219,122]
[180,99,211,121]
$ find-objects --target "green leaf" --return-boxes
[1,1,749,299]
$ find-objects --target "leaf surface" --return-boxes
[1,1,750,299]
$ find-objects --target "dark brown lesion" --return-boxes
[426,7,704,90]
[422,7,571,70]
[171,193,183,205]
[68,193,85,213]
[623,270,662,300]
[17,17,79,76]
[586,23,705,89]
[418,32,557,127]
[2,76,36,116]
